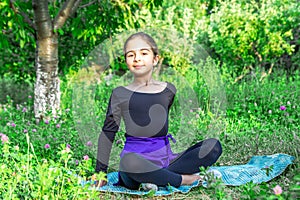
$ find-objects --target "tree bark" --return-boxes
[32,0,81,122]
[33,0,60,122]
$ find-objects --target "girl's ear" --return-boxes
[153,55,159,66]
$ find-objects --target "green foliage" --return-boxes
[225,70,300,129]
[113,0,299,80]
[0,134,105,199]
[0,0,163,83]
[0,1,300,197]
[0,0,36,82]
[1,0,299,86]
[1,70,299,199]
[204,0,299,77]
[0,77,33,104]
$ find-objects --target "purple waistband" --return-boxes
[120,134,178,168]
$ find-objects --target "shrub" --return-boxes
[0,133,106,199]
[0,77,33,104]
[204,0,299,79]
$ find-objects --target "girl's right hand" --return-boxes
[93,180,107,187]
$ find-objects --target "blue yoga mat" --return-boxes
[84,153,295,196]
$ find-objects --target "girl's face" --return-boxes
[125,38,158,77]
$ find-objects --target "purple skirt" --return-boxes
[120,134,178,168]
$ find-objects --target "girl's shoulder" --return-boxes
[111,86,127,96]
[149,80,176,93]
[165,81,176,94]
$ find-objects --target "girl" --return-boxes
[95,32,222,189]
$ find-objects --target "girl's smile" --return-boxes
[133,65,144,69]
[125,38,158,78]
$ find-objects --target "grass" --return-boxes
[0,70,299,199]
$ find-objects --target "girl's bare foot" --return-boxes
[181,174,201,185]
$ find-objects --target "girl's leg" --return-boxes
[118,138,221,189]
[118,171,140,189]
[167,138,222,174]
[119,153,182,189]
[119,170,182,189]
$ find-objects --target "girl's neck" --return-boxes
[125,76,166,93]
[132,75,154,86]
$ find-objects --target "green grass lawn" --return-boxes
[0,72,299,199]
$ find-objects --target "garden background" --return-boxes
[0,0,299,199]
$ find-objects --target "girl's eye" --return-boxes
[127,54,134,58]
[142,52,148,55]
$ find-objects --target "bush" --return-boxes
[0,133,106,199]
[0,77,33,104]
[204,0,299,79]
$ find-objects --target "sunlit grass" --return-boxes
[0,71,299,199]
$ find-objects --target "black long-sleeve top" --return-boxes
[95,82,176,173]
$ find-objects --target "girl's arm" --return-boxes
[95,90,121,173]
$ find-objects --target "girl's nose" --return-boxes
[134,52,142,61]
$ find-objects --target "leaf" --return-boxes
[293,174,300,181]
[290,185,300,192]
[20,39,25,48]
[58,29,64,35]
[7,21,12,28]
[19,29,25,38]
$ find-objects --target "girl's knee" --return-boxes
[199,138,222,159]
[210,138,222,150]
[208,138,222,156]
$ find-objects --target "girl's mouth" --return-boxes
[134,65,144,69]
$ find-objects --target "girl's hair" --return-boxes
[124,32,159,56]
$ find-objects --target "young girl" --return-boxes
[95,32,222,189]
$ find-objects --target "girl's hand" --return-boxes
[91,173,107,187]
[93,180,107,187]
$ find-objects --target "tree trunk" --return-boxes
[32,0,81,122]
[32,0,60,122]
[34,36,60,122]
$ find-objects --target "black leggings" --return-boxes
[118,138,222,189]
